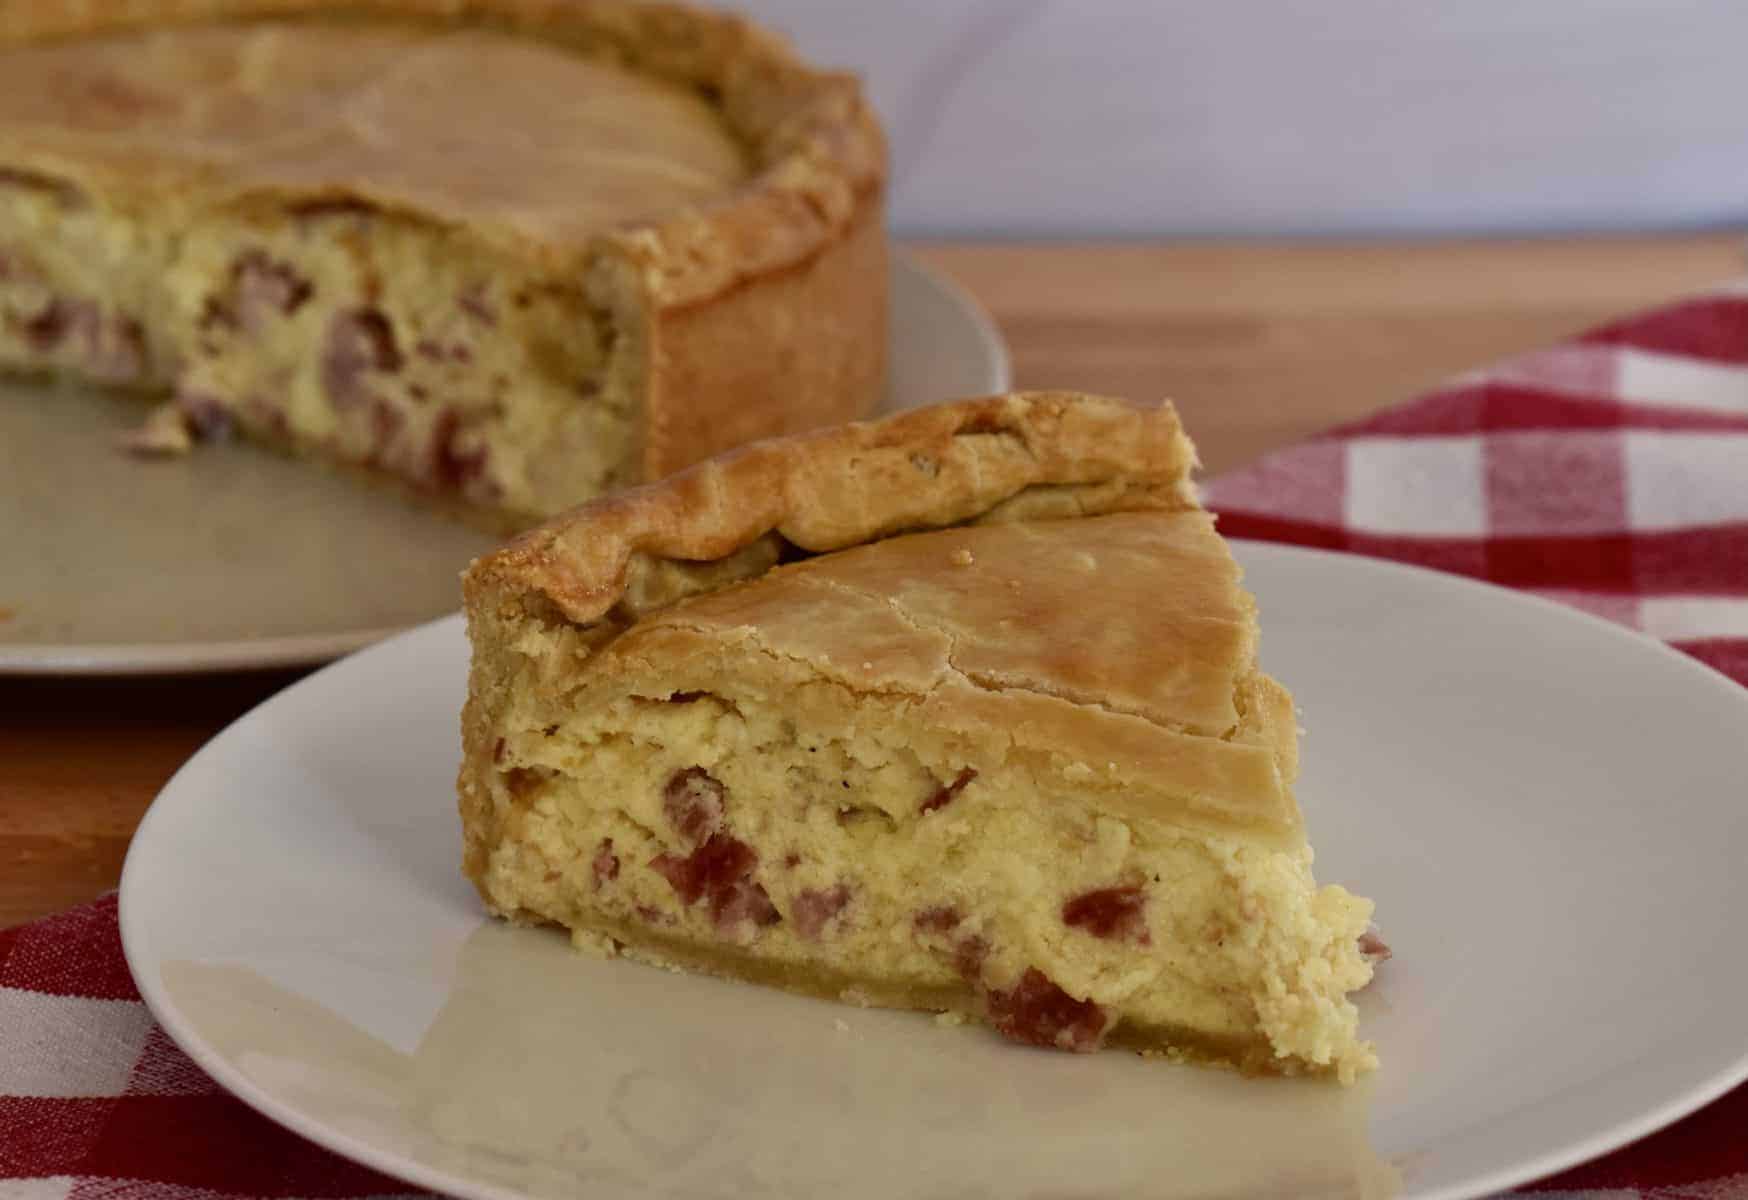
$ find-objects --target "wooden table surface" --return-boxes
[4,233,1744,929]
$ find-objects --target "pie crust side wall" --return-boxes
[523,913,1288,1076]
[634,190,887,481]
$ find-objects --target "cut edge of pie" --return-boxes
[460,391,1381,1081]
[0,0,886,525]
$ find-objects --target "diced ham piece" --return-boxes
[714,879,781,931]
[1359,925,1392,965]
[985,968,1110,1053]
[913,908,1111,1051]
[651,832,779,936]
[663,767,724,846]
[1062,885,1150,943]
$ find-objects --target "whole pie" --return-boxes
[459,392,1382,1080]
[0,0,885,525]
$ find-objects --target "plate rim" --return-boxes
[0,624,407,677]
[117,538,1748,1200]
[1,249,1010,677]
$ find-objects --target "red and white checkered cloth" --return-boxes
[1207,281,1748,689]
[4,282,1747,1198]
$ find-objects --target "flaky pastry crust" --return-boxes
[465,391,1200,621]
[462,392,1305,847]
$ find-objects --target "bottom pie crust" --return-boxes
[515,911,1297,1078]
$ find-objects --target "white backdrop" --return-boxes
[737,0,1748,238]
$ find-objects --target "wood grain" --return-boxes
[910,235,1747,474]
[3,233,1744,929]
[0,671,306,925]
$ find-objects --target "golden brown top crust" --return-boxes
[0,22,749,243]
[0,0,885,293]
[639,511,1255,739]
[464,391,1201,628]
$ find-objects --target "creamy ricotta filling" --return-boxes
[477,691,1378,1079]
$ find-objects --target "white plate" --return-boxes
[118,543,1748,1200]
[0,251,1008,676]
